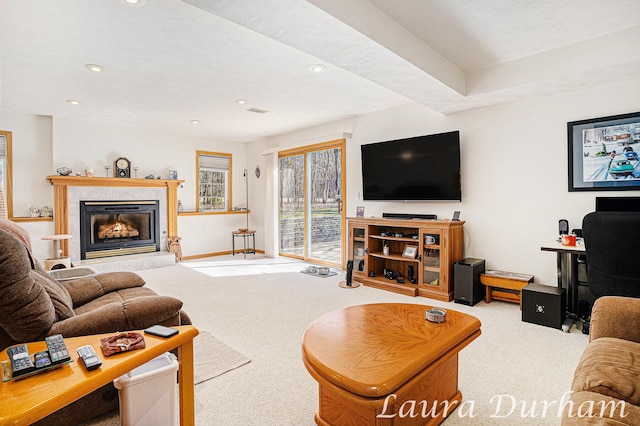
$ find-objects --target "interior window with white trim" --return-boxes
[197,151,232,211]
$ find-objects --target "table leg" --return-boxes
[568,252,579,317]
[485,286,492,304]
[556,252,563,288]
[178,340,195,426]
[232,234,235,256]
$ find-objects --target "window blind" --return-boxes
[199,154,229,171]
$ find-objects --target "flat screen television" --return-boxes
[361,131,461,201]
[596,196,640,212]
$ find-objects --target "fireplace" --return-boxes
[80,200,160,260]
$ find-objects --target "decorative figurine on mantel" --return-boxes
[28,206,40,218]
[40,206,53,217]
[56,167,72,176]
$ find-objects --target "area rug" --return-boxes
[194,331,251,385]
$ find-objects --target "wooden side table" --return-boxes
[0,325,199,426]
[302,303,481,425]
[480,271,534,309]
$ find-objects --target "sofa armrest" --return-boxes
[63,272,145,307]
[589,296,640,343]
[49,295,184,337]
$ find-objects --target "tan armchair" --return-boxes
[0,219,191,424]
[562,296,640,425]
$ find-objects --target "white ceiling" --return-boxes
[0,0,638,143]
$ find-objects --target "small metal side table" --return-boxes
[232,230,256,257]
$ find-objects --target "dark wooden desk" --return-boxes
[541,240,586,318]
[0,325,199,426]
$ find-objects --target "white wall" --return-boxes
[255,80,640,285]
[3,115,251,259]
[4,79,640,276]
[52,117,252,258]
[0,112,53,216]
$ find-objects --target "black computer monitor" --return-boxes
[595,196,640,212]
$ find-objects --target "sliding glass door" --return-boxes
[278,140,345,266]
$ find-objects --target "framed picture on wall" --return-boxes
[568,111,640,191]
[169,170,178,180]
[356,206,365,217]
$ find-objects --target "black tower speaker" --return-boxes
[559,219,569,235]
[454,258,485,306]
[346,260,354,286]
[407,265,415,284]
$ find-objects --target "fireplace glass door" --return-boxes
[80,200,160,259]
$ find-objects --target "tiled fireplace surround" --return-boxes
[47,176,182,270]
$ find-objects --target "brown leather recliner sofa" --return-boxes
[0,219,191,424]
[562,296,640,425]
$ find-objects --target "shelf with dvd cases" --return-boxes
[346,217,464,301]
[347,221,367,283]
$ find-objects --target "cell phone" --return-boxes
[144,325,179,338]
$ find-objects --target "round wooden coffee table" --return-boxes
[302,303,481,425]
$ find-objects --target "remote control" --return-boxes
[77,345,102,371]
[7,344,35,378]
[34,351,52,369]
[45,334,71,365]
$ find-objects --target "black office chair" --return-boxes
[582,211,640,299]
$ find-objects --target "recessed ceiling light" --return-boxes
[234,99,248,105]
[66,100,81,105]
[310,64,326,73]
[190,120,200,125]
[84,64,105,73]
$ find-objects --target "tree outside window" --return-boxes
[197,151,232,212]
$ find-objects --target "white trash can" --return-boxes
[113,352,179,426]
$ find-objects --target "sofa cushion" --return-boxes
[73,286,159,315]
[64,272,146,308]
[562,390,640,425]
[572,337,640,406]
[0,218,32,253]
[32,269,76,320]
[0,230,55,342]
[52,292,184,337]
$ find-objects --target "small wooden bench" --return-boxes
[480,271,534,309]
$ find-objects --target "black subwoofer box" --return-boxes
[454,258,485,306]
[522,284,566,329]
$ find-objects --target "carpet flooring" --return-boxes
[86,255,589,425]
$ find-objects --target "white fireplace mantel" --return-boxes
[47,176,183,259]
